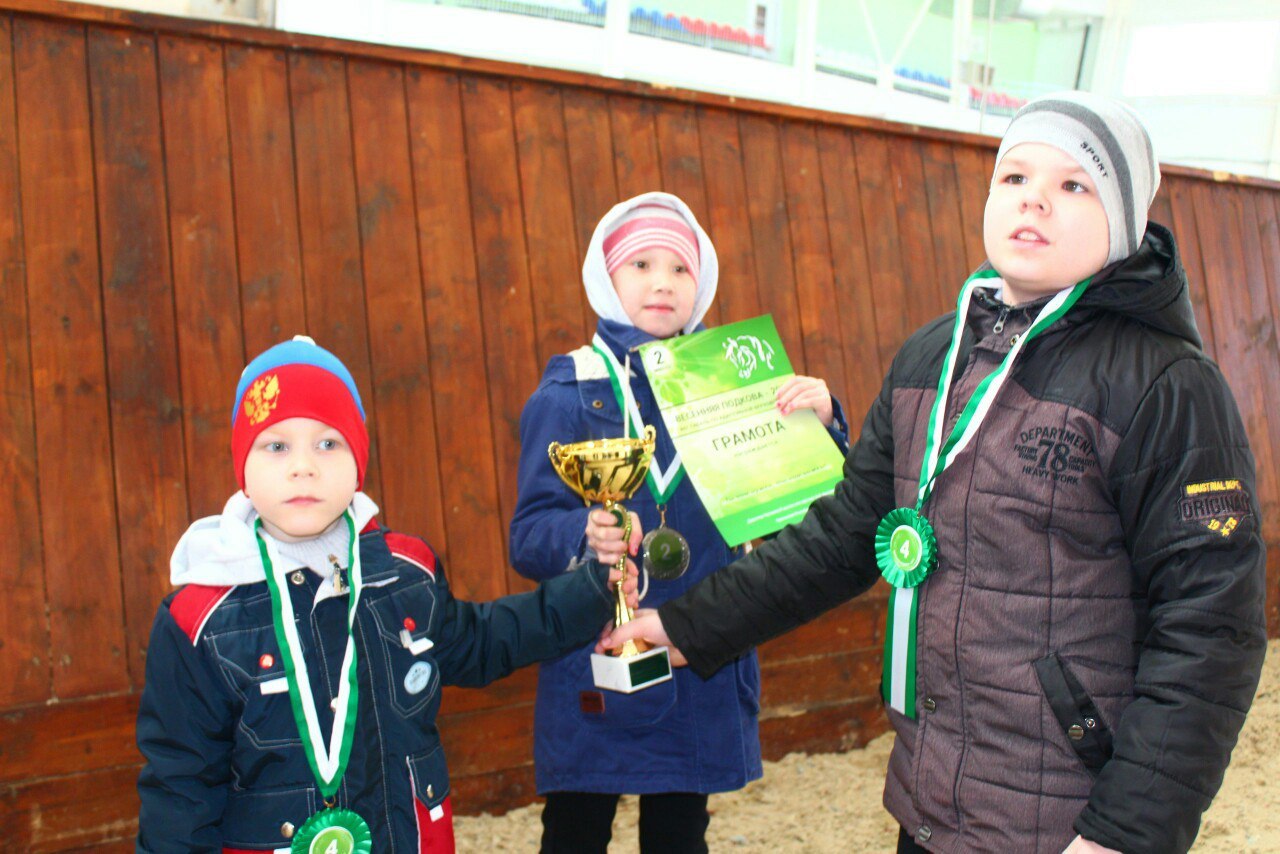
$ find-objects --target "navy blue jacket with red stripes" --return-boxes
[136,518,615,853]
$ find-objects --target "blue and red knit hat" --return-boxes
[231,336,369,489]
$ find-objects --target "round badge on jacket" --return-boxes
[404,661,433,695]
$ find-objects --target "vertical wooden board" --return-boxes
[289,52,381,497]
[157,35,245,518]
[224,44,306,356]
[1149,183,1174,235]
[561,86,618,341]
[0,14,49,707]
[1192,183,1280,569]
[950,144,994,273]
[14,17,128,698]
[1249,187,1280,633]
[512,81,588,367]
[887,137,945,323]
[737,113,803,364]
[1253,189,1280,373]
[87,25,189,686]
[776,121,848,396]
[654,102,719,327]
[654,103,709,222]
[347,59,447,551]
[405,67,508,600]
[608,94,662,199]
[1165,177,1216,359]
[460,73,542,599]
[695,107,761,324]
[1233,188,1280,602]
[852,133,915,367]
[919,140,971,305]
[815,126,884,420]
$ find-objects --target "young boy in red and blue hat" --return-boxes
[136,336,636,852]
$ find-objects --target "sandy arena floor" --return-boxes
[455,639,1280,852]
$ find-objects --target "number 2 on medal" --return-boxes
[659,542,671,559]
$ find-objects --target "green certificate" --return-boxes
[638,315,844,546]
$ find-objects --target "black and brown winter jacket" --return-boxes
[660,223,1266,853]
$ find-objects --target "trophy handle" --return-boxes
[548,441,591,507]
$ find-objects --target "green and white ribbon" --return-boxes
[257,511,363,798]
[882,270,1092,718]
[593,334,685,504]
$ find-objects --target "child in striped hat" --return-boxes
[137,336,637,852]
[511,192,851,852]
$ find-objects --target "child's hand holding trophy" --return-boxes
[548,426,673,693]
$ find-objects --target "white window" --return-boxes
[1122,20,1279,97]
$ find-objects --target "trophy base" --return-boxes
[591,646,672,693]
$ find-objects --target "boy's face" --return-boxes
[983,142,1110,305]
[609,247,697,339]
[243,416,358,543]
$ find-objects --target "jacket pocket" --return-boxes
[408,745,455,853]
[570,649,678,727]
[577,375,625,437]
[1033,652,1114,777]
[367,582,441,718]
[220,784,316,849]
[208,625,302,748]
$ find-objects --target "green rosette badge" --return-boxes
[875,508,938,589]
[292,808,373,854]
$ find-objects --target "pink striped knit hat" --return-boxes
[602,205,700,281]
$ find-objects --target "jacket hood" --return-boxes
[582,191,718,335]
[170,491,380,587]
[1074,221,1202,348]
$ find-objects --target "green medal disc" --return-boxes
[292,808,373,854]
[643,526,691,580]
[875,507,938,589]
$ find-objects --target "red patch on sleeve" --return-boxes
[384,532,437,580]
[170,584,234,644]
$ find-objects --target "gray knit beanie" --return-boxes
[995,91,1160,266]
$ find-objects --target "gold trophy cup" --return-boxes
[548,426,673,693]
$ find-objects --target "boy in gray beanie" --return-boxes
[604,92,1265,854]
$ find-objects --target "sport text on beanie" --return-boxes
[603,204,700,281]
[231,336,369,490]
[995,91,1160,266]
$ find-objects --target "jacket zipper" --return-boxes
[992,305,1010,334]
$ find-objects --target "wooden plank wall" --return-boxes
[0,3,1278,849]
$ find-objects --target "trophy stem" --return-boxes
[604,499,648,657]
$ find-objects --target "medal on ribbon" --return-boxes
[880,270,1092,718]
[874,507,936,588]
[594,336,691,579]
[292,807,373,854]
[257,512,373,844]
[642,504,691,580]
